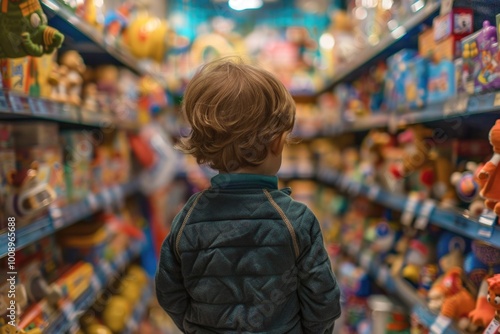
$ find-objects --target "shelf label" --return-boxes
[28,98,39,114]
[367,186,380,200]
[494,93,500,108]
[401,198,419,226]
[415,200,436,230]
[430,315,452,334]
[9,94,26,113]
[49,205,64,229]
[61,300,77,322]
[484,318,500,334]
[478,210,496,238]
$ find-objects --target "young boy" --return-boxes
[155,59,341,334]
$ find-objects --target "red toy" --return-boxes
[477,120,500,217]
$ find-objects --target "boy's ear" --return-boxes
[270,132,288,155]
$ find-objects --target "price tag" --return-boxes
[443,100,455,116]
[401,198,419,226]
[61,300,77,322]
[377,266,389,286]
[478,210,496,238]
[9,94,25,113]
[430,315,452,334]
[28,97,39,114]
[86,193,99,211]
[494,93,500,108]
[484,318,500,334]
[367,186,380,200]
[415,200,436,230]
[101,261,113,280]
[90,275,101,292]
[49,205,64,229]
[360,251,372,270]
[456,95,469,113]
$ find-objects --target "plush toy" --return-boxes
[360,130,391,185]
[5,162,56,225]
[428,267,477,331]
[467,241,500,328]
[0,0,64,58]
[95,65,119,113]
[451,161,485,217]
[59,51,86,105]
[483,274,500,333]
[477,120,500,217]
[392,126,456,205]
[402,237,433,286]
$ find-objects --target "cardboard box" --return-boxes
[35,51,57,98]
[433,8,474,42]
[428,60,456,104]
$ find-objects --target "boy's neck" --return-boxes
[232,165,278,176]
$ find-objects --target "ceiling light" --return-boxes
[228,0,263,11]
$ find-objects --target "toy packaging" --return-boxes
[403,56,428,110]
[432,8,474,61]
[0,57,32,95]
[61,131,93,202]
[427,60,456,104]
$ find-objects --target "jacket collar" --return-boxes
[211,173,278,190]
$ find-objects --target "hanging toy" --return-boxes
[477,120,500,223]
[483,274,500,333]
[0,0,64,58]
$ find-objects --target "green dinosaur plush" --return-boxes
[0,0,64,58]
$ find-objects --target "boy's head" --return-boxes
[177,58,296,173]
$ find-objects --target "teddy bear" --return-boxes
[59,51,86,105]
[477,120,500,217]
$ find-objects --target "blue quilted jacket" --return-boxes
[155,173,341,333]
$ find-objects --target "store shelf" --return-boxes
[0,91,138,130]
[317,167,500,248]
[319,1,440,92]
[40,0,167,88]
[43,240,144,334]
[0,179,140,258]
[123,282,153,334]
[344,244,462,334]
[313,91,500,138]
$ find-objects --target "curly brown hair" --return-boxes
[176,58,296,172]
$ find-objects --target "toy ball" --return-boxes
[102,296,131,333]
[472,241,500,267]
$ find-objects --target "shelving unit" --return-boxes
[317,167,500,248]
[0,179,139,258]
[123,283,153,334]
[319,1,440,92]
[40,0,168,88]
[0,91,138,130]
[43,240,144,334]
[343,244,462,334]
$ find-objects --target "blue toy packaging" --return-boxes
[428,60,456,104]
[403,56,429,110]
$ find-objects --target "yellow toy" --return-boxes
[102,296,131,332]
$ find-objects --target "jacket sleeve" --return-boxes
[155,212,189,332]
[296,209,341,334]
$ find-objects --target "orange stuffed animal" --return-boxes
[483,274,500,333]
[477,120,500,216]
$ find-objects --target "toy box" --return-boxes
[427,60,456,104]
[386,49,418,110]
[403,56,429,110]
[462,21,500,94]
[419,27,463,62]
[433,8,473,42]
[0,57,39,96]
[61,131,93,202]
[14,146,67,208]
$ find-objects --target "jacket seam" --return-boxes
[263,189,300,259]
[175,191,205,261]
